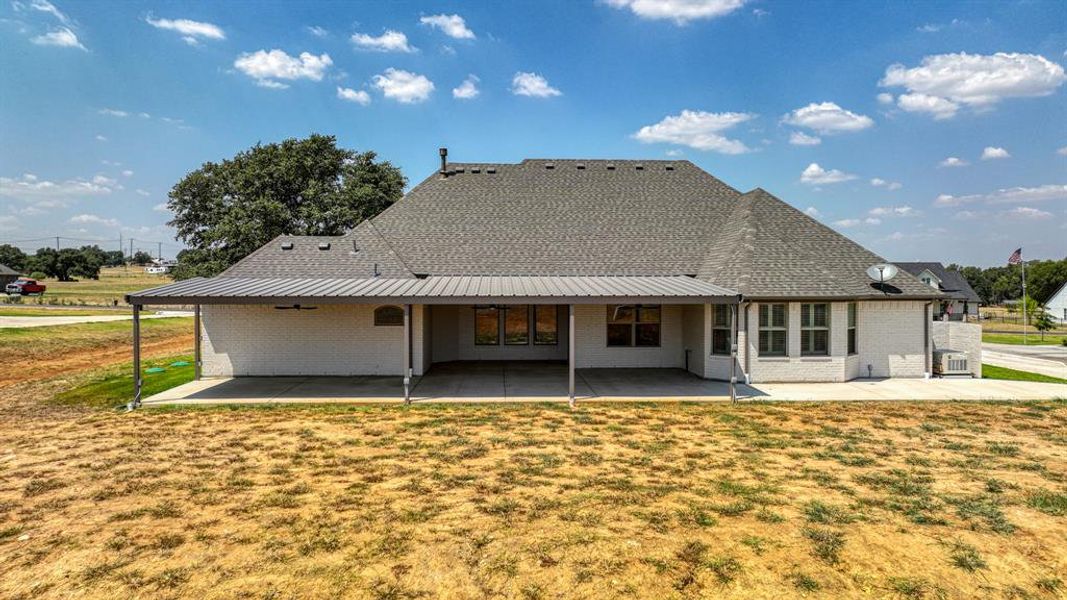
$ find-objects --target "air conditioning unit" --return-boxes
[933,349,970,377]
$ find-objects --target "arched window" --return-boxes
[374,305,404,326]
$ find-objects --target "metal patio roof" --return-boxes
[127,275,739,305]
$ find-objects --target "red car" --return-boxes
[5,278,47,295]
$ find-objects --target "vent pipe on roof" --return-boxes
[439,147,448,175]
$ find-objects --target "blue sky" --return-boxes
[1,0,1064,266]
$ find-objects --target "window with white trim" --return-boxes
[800,303,830,356]
[711,305,731,355]
[847,303,857,355]
[606,304,661,347]
[758,304,787,356]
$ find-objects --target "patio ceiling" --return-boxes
[127,275,740,305]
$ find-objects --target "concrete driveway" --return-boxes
[0,311,192,329]
[982,342,1067,379]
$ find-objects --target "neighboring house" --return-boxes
[145,259,177,274]
[129,157,943,400]
[896,262,981,321]
[1046,281,1067,323]
[0,264,19,288]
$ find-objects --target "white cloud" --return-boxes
[604,0,748,24]
[452,75,480,99]
[1003,207,1052,220]
[135,189,151,196]
[25,0,71,25]
[896,93,959,119]
[664,149,684,157]
[981,146,1010,160]
[870,178,902,191]
[803,206,820,217]
[121,170,133,177]
[800,163,857,185]
[420,14,475,39]
[305,26,328,37]
[511,72,562,98]
[32,27,85,50]
[152,203,171,213]
[880,52,1066,118]
[833,218,861,228]
[934,184,1067,207]
[372,68,434,103]
[233,49,332,89]
[876,92,894,105]
[0,173,115,199]
[869,205,915,216]
[351,30,415,53]
[781,102,873,134]
[1057,146,1067,156]
[70,213,119,227]
[788,131,821,146]
[146,16,224,45]
[633,110,754,154]
[939,156,968,167]
[336,86,371,105]
[95,134,107,142]
[98,108,128,117]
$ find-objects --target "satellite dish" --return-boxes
[866,263,898,282]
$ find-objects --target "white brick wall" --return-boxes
[682,304,706,377]
[201,304,421,377]
[932,321,982,377]
[740,300,928,382]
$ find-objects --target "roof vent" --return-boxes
[318,242,331,251]
[487,167,496,174]
[281,241,294,250]
[576,163,585,170]
[606,164,616,170]
[665,164,675,171]
[635,164,644,170]
[545,163,555,170]
[455,167,465,174]
[471,168,481,173]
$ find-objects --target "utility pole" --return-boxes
[55,236,60,251]
[129,238,134,263]
[157,241,162,262]
[1022,250,1028,345]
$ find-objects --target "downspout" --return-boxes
[741,302,752,384]
[923,301,932,378]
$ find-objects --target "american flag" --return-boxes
[1007,248,1022,265]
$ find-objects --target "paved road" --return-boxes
[982,342,1067,379]
[0,311,192,329]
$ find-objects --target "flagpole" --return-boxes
[1022,249,1027,345]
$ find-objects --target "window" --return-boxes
[712,305,731,355]
[374,305,404,326]
[800,303,829,356]
[504,305,530,345]
[606,304,661,347]
[475,307,499,345]
[847,303,857,355]
[534,305,558,345]
[758,304,787,356]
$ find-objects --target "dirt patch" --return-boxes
[0,334,192,388]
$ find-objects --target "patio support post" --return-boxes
[193,304,201,381]
[729,301,738,403]
[568,304,575,408]
[403,304,412,404]
[131,304,142,410]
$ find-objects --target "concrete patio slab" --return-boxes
[141,361,1067,406]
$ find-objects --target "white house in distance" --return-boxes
[1046,281,1067,323]
[129,154,945,403]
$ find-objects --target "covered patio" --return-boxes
[126,275,742,409]
[141,361,738,405]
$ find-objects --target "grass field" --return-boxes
[52,354,196,409]
[0,395,1064,599]
[983,364,1067,385]
[983,332,1067,346]
[0,306,129,317]
[1,266,172,307]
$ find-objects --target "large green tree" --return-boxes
[167,134,406,279]
[0,244,27,272]
[950,258,1067,305]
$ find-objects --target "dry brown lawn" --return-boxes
[0,388,1065,599]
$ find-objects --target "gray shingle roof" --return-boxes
[218,158,939,300]
[896,262,981,303]
[0,264,18,276]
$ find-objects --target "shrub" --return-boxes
[30,271,47,280]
